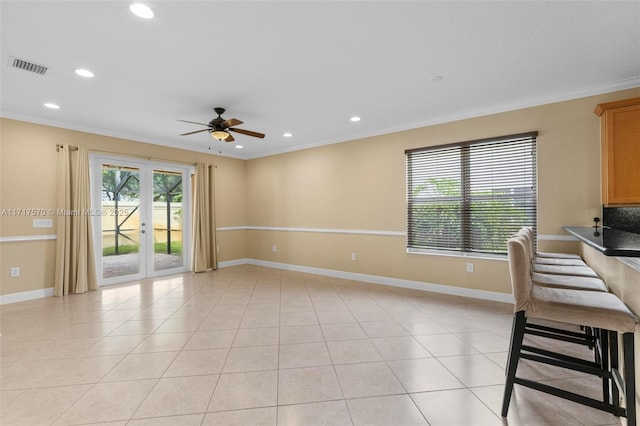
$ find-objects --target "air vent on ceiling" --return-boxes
[9,56,48,75]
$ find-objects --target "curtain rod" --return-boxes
[55,145,217,168]
[85,147,216,168]
[56,144,78,152]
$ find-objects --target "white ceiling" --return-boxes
[1,1,639,160]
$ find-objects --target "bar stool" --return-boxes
[519,226,583,260]
[532,272,607,292]
[516,234,607,373]
[502,236,637,425]
[512,232,607,370]
[512,230,604,292]
[514,232,607,292]
[517,228,600,278]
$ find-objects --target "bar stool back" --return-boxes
[517,229,600,278]
[519,226,582,260]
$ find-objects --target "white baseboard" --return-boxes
[1,259,514,305]
[220,258,513,304]
[0,287,55,305]
[217,258,251,268]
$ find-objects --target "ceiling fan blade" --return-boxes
[224,134,235,142]
[229,128,266,139]
[221,118,243,128]
[180,128,210,136]
[177,119,211,126]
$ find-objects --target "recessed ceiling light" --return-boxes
[235,145,244,149]
[130,3,154,19]
[74,68,94,78]
[44,102,60,109]
[429,75,443,83]
[283,132,292,138]
[350,116,361,122]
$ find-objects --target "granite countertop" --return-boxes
[563,226,640,257]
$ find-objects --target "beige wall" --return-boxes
[0,118,246,295]
[2,87,640,297]
[245,88,640,295]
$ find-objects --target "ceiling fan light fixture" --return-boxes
[180,108,265,142]
[211,130,230,140]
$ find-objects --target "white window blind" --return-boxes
[406,132,537,255]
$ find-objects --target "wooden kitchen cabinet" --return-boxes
[594,97,640,205]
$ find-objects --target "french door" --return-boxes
[90,154,192,285]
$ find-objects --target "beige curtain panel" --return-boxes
[192,163,217,272]
[54,144,97,296]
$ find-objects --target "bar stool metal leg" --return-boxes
[610,331,620,409]
[600,329,610,404]
[502,311,526,417]
[623,332,636,426]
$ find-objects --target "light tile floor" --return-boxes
[0,265,621,425]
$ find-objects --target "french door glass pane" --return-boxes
[101,165,141,279]
[152,170,184,272]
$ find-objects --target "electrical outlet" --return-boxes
[351,252,357,261]
[33,218,53,228]
[10,267,20,277]
[466,263,474,273]
[272,245,277,253]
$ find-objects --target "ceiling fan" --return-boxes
[178,107,265,142]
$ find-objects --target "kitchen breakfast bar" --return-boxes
[564,226,640,258]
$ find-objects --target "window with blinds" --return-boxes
[406,132,537,255]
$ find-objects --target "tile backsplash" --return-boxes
[603,207,640,234]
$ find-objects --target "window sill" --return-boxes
[406,248,507,261]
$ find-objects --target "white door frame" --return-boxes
[89,153,193,286]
